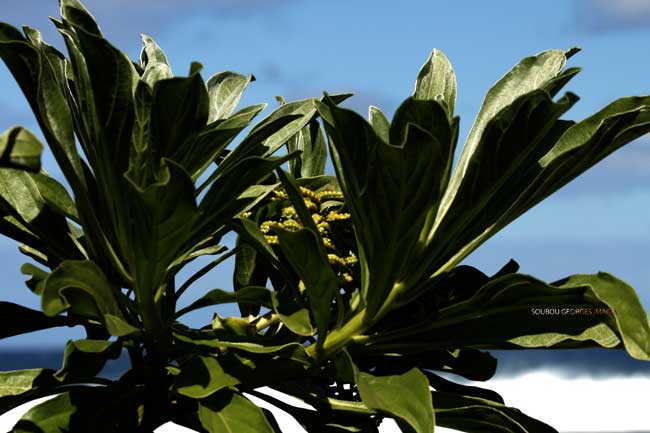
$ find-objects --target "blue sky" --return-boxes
[0,0,649,352]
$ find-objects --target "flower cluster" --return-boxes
[244,186,359,287]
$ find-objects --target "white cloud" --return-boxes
[576,0,650,31]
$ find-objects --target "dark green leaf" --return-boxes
[151,74,209,169]
[40,260,138,336]
[318,96,452,318]
[252,94,350,157]
[54,339,122,381]
[277,228,338,345]
[249,389,381,433]
[0,24,87,192]
[123,159,201,312]
[175,286,273,318]
[433,391,557,433]
[0,301,73,340]
[423,89,579,276]
[13,387,139,433]
[380,272,650,361]
[200,154,296,223]
[172,327,311,364]
[511,273,650,359]
[287,119,328,177]
[188,103,267,180]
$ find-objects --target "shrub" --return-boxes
[1,1,649,432]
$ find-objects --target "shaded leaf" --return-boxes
[271,290,315,336]
[277,228,338,345]
[13,386,139,433]
[433,391,557,433]
[175,286,273,318]
[0,301,73,340]
[287,118,328,177]
[318,96,452,318]
[54,339,122,381]
[40,260,138,337]
[175,356,240,399]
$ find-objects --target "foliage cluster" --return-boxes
[1,1,649,432]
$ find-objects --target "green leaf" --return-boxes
[40,260,138,337]
[318,96,452,318]
[249,389,381,433]
[0,369,57,413]
[175,286,273,318]
[199,390,275,433]
[0,168,78,223]
[123,159,201,313]
[172,327,311,364]
[433,391,557,433]
[12,387,138,433]
[188,103,267,180]
[0,127,43,171]
[271,290,315,336]
[443,48,575,214]
[54,339,122,381]
[368,106,390,142]
[140,34,173,85]
[207,71,254,122]
[552,273,650,360]
[383,272,650,361]
[276,228,338,345]
[215,114,303,178]
[0,23,87,191]
[0,301,73,339]
[356,367,434,433]
[0,168,47,222]
[175,356,241,399]
[426,49,585,273]
[423,370,504,404]
[287,118,328,177]
[422,89,579,276]
[64,14,136,175]
[414,49,457,115]
[21,263,49,295]
[150,74,210,170]
[200,154,296,223]
[228,93,350,166]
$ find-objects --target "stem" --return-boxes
[305,282,406,360]
[306,308,366,359]
[175,247,240,301]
